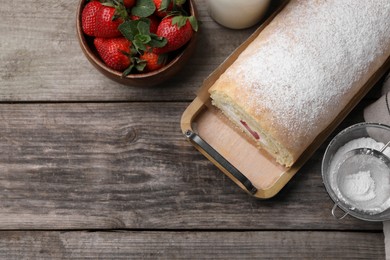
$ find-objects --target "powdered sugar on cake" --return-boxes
[224,0,390,139]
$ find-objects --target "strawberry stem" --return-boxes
[171,15,198,31]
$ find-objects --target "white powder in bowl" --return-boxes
[329,137,390,214]
[339,170,375,202]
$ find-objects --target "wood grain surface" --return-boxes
[0,231,384,259]
[0,0,387,258]
[0,102,382,230]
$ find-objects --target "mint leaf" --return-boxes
[134,34,152,47]
[133,38,147,52]
[135,34,152,45]
[130,45,138,55]
[131,0,156,18]
[122,56,148,76]
[134,58,147,71]
[118,20,138,41]
[122,64,134,77]
[137,20,151,35]
[149,35,168,48]
[119,14,167,54]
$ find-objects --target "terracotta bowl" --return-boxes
[76,0,198,87]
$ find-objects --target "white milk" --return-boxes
[207,0,270,29]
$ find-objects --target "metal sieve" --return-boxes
[322,123,390,221]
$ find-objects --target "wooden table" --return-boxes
[0,0,386,258]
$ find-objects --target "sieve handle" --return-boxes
[331,203,349,220]
[380,140,390,153]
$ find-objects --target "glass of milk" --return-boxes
[207,0,270,29]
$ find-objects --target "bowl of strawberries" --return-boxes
[76,0,198,87]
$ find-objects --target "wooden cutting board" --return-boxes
[181,0,390,198]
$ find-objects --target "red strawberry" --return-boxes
[130,15,160,34]
[81,1,102,36]
[153,0,173,18]
[140,51,166,71]
[123,0,136,8]
[94,6,123,38]
[94,37,132,71]
[148,16,160,34]
[153,16,193,54]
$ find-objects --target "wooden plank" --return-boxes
[0,0,256,102]
[0,102,382,230]
[0,231,384,259]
